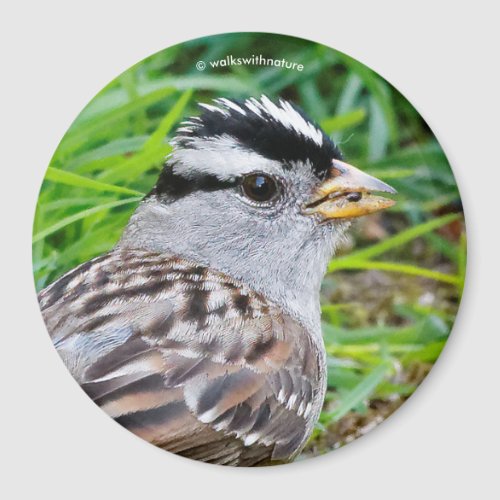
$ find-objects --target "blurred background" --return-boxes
[32,32,465,458]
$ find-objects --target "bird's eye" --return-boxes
[241,174,280,204]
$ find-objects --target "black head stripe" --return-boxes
[149,164,237,200]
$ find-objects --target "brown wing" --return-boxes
[39,249,324,466]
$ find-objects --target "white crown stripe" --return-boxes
[180,96,324,148]
[244,99,264,118]
[198,103,230,116]
[217,98,247,115]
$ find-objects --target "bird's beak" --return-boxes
[303,159,397,220]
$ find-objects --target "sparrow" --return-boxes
[38,96,396,466]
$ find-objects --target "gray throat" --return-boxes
[118,198,341,338]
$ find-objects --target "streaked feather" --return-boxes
[39,249,324,465]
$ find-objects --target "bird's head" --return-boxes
[120,96,395,328]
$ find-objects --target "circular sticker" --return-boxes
[34,32,465,466]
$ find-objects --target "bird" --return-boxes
[38,95,396,466]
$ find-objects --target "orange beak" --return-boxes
[303,159,396,220]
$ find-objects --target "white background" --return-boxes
[1,1,499,498]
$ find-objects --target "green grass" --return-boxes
[32,32,465,456]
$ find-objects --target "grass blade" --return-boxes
[57,87,177,155]
[45,167,145,196]
[338,53,397,142]
[325,362,391,421]
[329,213,461,270]
[97,144,170,184]
[33,197,141,243]
[320,108,366,134]
[329,260,460,285]
[143,89,193,150]
[65,136,149,171]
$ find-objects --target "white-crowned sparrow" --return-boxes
[38,96,396,466]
